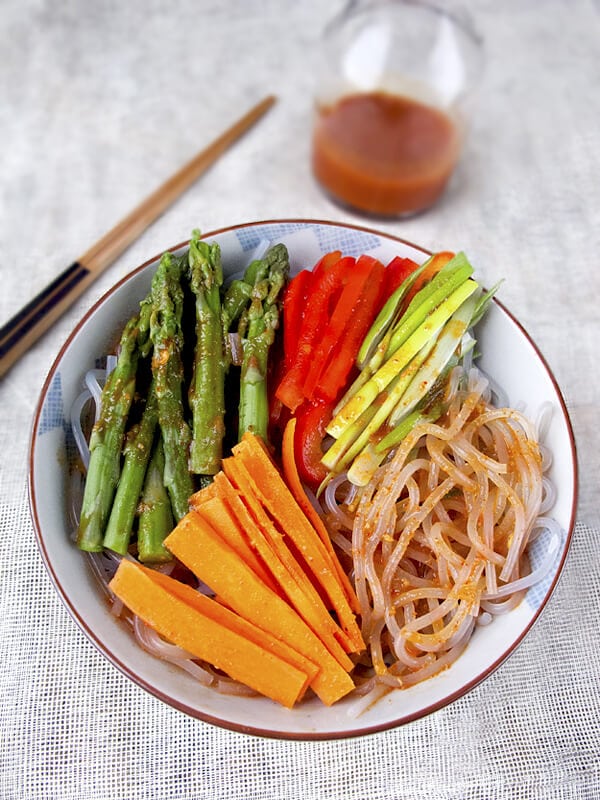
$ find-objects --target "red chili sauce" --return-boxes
[312,91,460,216]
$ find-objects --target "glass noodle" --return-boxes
[321,365,560,706]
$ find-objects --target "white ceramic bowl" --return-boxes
[29,220,577,739]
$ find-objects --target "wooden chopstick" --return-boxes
[0,94,276,379]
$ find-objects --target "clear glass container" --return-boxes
[311,0,484,217]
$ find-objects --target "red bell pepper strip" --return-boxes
[275,255,347,412]
[301,255,362,399]
[282,269,313,369]
[316,257,386,403]
[382,256,420,300]
[311,250,342,281]
[293,399,335,490]
[401,251,455,309]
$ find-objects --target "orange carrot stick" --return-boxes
[109,559,312,708]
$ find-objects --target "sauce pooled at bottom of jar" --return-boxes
[312,91,461,217]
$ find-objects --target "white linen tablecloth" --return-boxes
[1,1,599,797]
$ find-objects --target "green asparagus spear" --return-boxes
[102,382,158,554]
[150,251,194,521]
[137,436,173,563]
[222,279,253,342]
[77,313,147,551]
[238,243,289,441]
[187,230,226,476]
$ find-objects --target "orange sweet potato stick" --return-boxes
[136,562,318,692]
[281,418,361,615]
[109,559,314,708]
[191,495,281,596]
[189,481,219,507]
[233,432,364,652]
[164,513,355,706]
[220,457,354,670]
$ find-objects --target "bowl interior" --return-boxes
[30,220,577,739]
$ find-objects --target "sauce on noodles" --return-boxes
[321,366,548,698]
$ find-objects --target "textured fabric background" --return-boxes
[1,1,599,798]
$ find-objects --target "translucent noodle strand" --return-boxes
[342,365,554,692]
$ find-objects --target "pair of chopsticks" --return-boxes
[0,95,276,379]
